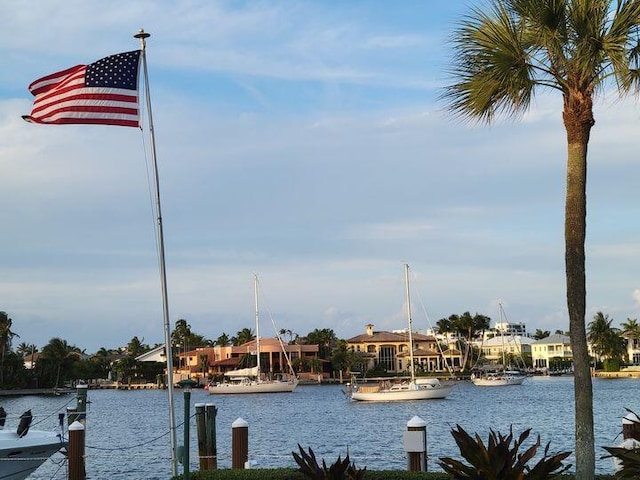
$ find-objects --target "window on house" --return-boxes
[379,346,396,371]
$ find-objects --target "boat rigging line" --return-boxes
[406,266,455,378]
[255,276,298,378]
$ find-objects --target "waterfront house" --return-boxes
[135,345,166,363]
[345,324,461,374]
[624,332,640,365]
[175,338,320,384]
[475,335,534,367]
[23,351,40,369]
[531,334,573,372]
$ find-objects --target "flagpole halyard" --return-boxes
[134,28,179,477]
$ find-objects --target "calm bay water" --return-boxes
[8,376,638,479]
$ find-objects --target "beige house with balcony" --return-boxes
[475,335,534,367]
[624,333,640,365]
[345,324,461,374]
[531,334,573,371]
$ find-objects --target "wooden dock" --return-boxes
[593,370,640,379]
[0,388,75,396]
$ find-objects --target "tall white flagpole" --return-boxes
[134,29,178,476]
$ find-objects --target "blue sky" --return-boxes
[2,1,640,353]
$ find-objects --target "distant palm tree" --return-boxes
[450,312,490,371]
[533,329,551,340]
[171,319,192,347]
[436,317,455,371]
[0,312,19,386]
[444,2,640,476]
[305,328,338,359]
[199,353,209,379]
[91,348,113,379]
[215,333,231,347]
[621,318,640,338]
[41,338,77,387]
[127,336,147,357]
[16,342,37,356]
[279,328,295,343]
[588,312,626,367]
[232,328,255,346]
[621,318,640,364]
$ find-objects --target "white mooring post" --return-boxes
[403,415,427,472]
[613,411,640,473]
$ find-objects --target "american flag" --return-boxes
[24,50,141,127]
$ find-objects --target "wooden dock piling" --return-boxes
[205,403,218,469]
[68,421,85,480]
[231,418,248,469]
[195,404,207,470]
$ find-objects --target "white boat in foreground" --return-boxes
[346,264,453,402]
[0,410,65,480]
[208,275,299,395]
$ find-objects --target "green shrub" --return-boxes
[601,446,640,479]
[292,444,366,480]
[438,424,571,479]
[177,470,616,480]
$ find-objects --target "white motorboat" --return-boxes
[208,275,299,395]
[0,410,65,480]
[347,264,453,402]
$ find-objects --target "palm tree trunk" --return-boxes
[563,97,595,480]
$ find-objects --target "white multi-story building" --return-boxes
[493,321,529,337]
[474,335,534,367]
[531,334,573,371]
[624,334,640,365]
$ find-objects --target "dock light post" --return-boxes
[178,378,197,480]
[403,416,427,472]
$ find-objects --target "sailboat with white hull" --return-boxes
[471,304,526,387]
[208,275,298,394]
[346,264,453,402]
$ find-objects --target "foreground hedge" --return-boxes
[175,469,617,480]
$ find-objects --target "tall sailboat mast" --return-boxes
[254,274,261,377]
[499,302,506,369]
[134,29,178,477]
[404,264,416,383]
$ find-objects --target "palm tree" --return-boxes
[621,318,640,364]
[0,312,19,386]
[16,342,37,357]
[588,312,627,368]
[232,328,255,346]
[443,2,640,476]
[40,337,77,387]
[215,333,231,347]
[533,329,551,340]
[90,348,113,380]
[304,328,338,359]
[127,336,147,358]
[450,312,491,371]
[171,319,192,347]
[436,317,455,371]
[621,318,640,338]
